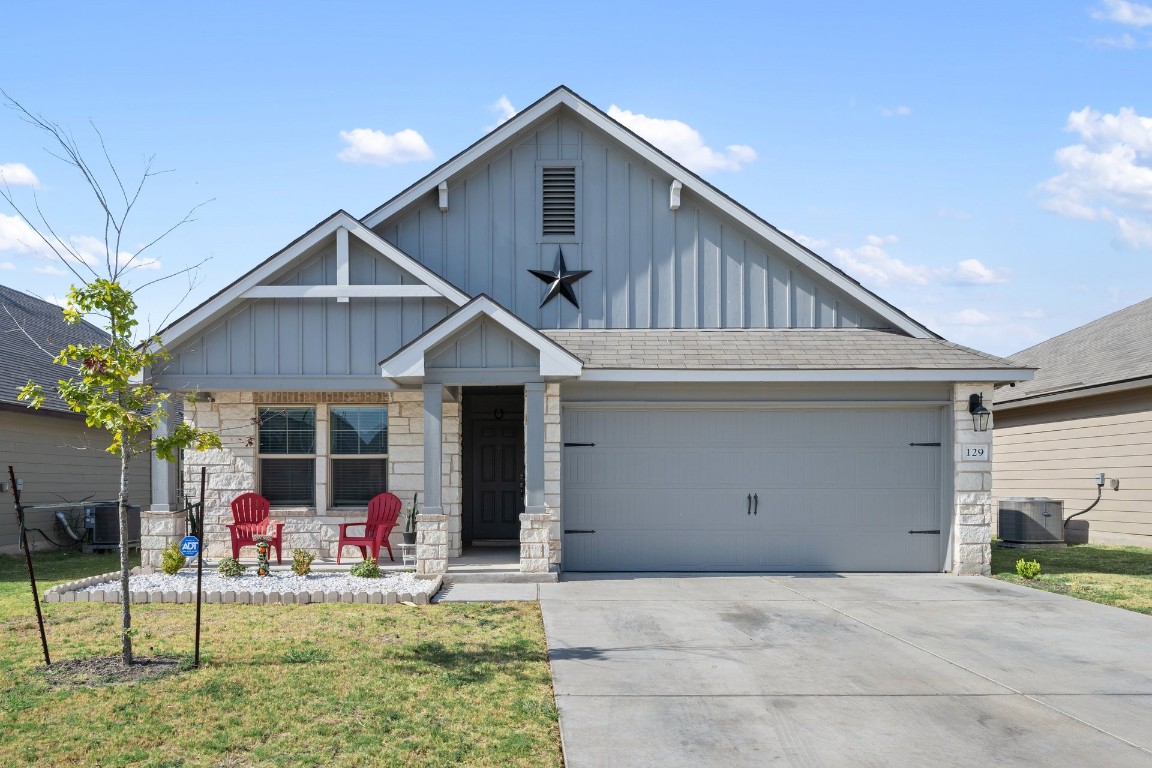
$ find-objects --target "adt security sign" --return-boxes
[179,536,200,558]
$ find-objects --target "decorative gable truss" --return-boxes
[151,211,470,391]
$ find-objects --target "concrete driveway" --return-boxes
[538,574,1152,768]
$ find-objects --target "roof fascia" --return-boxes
[380,294,583,379]
[157,211,467,350]
[995,374,1152,411]
[577,368,1034,384]
[361,87,934,339]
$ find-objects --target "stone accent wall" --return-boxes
[543,383,562,565]
[140,510,187,569]
[952,383,995,575]
[173,389,463,565]
[415,512,448,575]
[519,512,552,573]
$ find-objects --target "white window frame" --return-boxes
[256,405,317,508]
[328,405,390,509]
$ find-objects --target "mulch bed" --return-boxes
[41,656,183,687]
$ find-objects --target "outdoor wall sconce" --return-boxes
[968,393,991,432]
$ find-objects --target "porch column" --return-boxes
[142,394,184,569]
[520,382,550,573]
[150,394,179,511]
[416,383,447,575]
[523,383,546,515]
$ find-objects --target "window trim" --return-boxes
[256,406,317,508]
[328,405,390,508]
[537,161,582,244]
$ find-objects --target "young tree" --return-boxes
[3,93,220,665]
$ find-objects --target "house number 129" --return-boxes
[963,446,988,461]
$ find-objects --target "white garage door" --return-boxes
[562,405,947,572]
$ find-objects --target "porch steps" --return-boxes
[442,570,558,584]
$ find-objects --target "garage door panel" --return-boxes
[563,405,946,572]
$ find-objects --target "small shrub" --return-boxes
[292,549,316,576]
[349,559,381,578]
[1016,558,1042,579]
[281,643,331,664]
[217,557,246,577]
[160,542,187,575]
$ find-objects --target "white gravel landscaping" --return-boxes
[44,568,442,606]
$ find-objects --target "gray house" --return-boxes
[144,87,1030,575]
[993,296,1152,548]
[0,284,150,554]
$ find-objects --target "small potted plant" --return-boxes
[403,492,419,545]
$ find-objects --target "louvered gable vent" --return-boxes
[541,166,577,237]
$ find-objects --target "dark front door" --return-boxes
[469,420,524,540]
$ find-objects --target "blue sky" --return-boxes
[1,1,1149,356]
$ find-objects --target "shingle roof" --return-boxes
[0,284,108,413]
[542,329,1023,371]
[997,295,1152,405]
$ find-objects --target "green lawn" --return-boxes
[0,551,562,768]
[991,542,1152,615]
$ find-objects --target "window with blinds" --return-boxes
[540,165,580,241]
[330,406,389,507]
[258,407,316,505]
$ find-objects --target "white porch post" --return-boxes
[416,383,448,575]
[520,382,550,573]
[141,394,185,570]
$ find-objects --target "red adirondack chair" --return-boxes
[227,492,284,564]
[336,492,402,564]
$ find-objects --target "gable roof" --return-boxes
[380,294,582,380]
[362,85,936,340]
[546,328,1029,382]
[154,210,470,350]
[997,295,1152,407]
[0,284,108,414]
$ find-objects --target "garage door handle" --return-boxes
[908,529,941,534]
[747,494,752,515]
[564,529,596,534]
[753,493,758,515]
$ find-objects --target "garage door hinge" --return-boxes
[564,442,596,447]
[908,529,941,534]
[564,529,596,534]
[908,442,941,447]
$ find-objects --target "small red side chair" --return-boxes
[337,492,402,564]
[227,492,284,564]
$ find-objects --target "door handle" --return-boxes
[753,493,759,515]
[747,493,752,515]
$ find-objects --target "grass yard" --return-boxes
[991,542,1152,615]
[0,551,562,768]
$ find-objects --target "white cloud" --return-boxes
[831,234,931,286]
[1020,309,1047,319]
[940,258,1010,285]
[1039,106,1152,248]
[0,262,14,271]
[487,96,516,130]
[880,105,912,118]
[70,235,161,272]
[33,264,67,276]
[0,163,39,188]
[0,212,42,253]
[1093,0,1152,26]
[337,128,434,167]
[1095,32,1143,47]
[43,294,68,308]
[606,105,757,172]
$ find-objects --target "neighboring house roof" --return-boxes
[0,284,107,414]
[361,85,936,340]
[544,329,1025,382]
[997,295,1152,407]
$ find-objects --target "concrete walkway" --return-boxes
[538,574,1152,768]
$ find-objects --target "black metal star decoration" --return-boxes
[529,248,591,309]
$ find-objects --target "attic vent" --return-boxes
[541,166,577,238]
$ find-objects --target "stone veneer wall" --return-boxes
[179,390,460,561]
[952,382,995,575]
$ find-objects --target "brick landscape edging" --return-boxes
[42,569,442,606]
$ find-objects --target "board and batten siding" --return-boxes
[992,386,1152,546]
[162,239,455,378]
[373,113,885,332]
[0,409,151,553]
